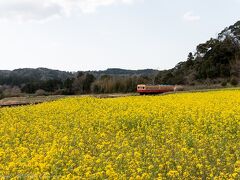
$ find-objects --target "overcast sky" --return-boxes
[0,0,239,71]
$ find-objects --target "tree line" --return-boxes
[0,72,156,98]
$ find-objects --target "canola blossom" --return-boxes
[0,90,240,179]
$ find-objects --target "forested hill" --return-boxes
[0,68,157,86]
[155,20,240,86]
[0,68,74,86]
[88,68,158,77]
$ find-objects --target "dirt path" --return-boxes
[0,94,136,107]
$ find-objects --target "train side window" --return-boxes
[143,87,145,89]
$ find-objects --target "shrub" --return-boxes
[35,89,47,96]
[230,77,238,86]
[221,81,227,87]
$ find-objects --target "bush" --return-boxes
[221,81,227,87]
[230,77,238,86]
[3,86,22,97]
[35,89,48,96]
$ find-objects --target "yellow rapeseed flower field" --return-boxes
[0,90,240,179]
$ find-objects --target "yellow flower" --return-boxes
[167,170,179,177]
[0,90,239,179]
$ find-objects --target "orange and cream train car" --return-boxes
[137,84,183,95]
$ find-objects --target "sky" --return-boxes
[0,0,239,71]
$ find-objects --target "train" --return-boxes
[137,84,183,95]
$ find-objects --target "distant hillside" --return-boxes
[155,20,240,85]
[0,68,74,86]
[87,68,158,77]
[0,67,157,86]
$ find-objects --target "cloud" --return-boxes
[183,11,201,22]
[0,0,142,23]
